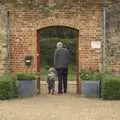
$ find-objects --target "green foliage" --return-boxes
[39,66,48,81]
[80,69,102,81]
[39,26,77,81]
[0,75,18,100]
[40,64,76,81]
[39,26,77,66]
[101,74,120,99]
[68,64,76,81]
[17,73,36,80]
[93,72,103,80]
[40,37,76,66]
[40,26,77,39]
[80,69,93,80]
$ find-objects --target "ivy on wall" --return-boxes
[107,41,120,59]
[106,1,120,68]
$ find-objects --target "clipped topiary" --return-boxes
[0,75,18,100]
[101,74,120,99]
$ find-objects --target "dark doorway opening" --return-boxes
[37,26,79,94]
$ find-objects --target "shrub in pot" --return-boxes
[17,73,37,97]
[80,69,101,98]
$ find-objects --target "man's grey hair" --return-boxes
[56,42,63,48]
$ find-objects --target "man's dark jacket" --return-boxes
[54,48,71,69]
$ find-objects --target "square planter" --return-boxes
[18,80,37,97]
[81,80,100,98]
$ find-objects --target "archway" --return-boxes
[36,25,80,94]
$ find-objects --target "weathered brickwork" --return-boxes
[0,4,8,74]
[8,1,102,73]
[106,2,120,74]
[0,0,119,75]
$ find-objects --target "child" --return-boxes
[47,67,56,94]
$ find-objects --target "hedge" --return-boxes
[0,75,18,100]
[17,73,36,80]
[101,74,120,100]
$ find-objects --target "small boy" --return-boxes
[47,67,56,94]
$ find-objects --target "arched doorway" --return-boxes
[36,26,80,94]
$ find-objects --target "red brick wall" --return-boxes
[9,3,102,73]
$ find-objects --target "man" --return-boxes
[54,42,71,94]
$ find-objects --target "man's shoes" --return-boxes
[64,90,67,94]
[58,91,63,94]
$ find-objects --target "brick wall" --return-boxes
[8,1,102,73]
[2,1,119,75]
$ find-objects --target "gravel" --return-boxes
[0,93,120,120]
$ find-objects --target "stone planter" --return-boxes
[81,80,100,98]
[18,80,37,97]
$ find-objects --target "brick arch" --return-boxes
[35,19,80,93]
[35,18,80,69]
[36,18,80,30]
[35,17,80,70]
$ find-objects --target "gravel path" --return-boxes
[0,94,120,120]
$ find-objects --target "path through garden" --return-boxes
[0,92,120,120]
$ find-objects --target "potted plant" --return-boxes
[80,69,101,98]
[17,73,37,97]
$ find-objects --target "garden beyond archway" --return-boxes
[36,26,80,94]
